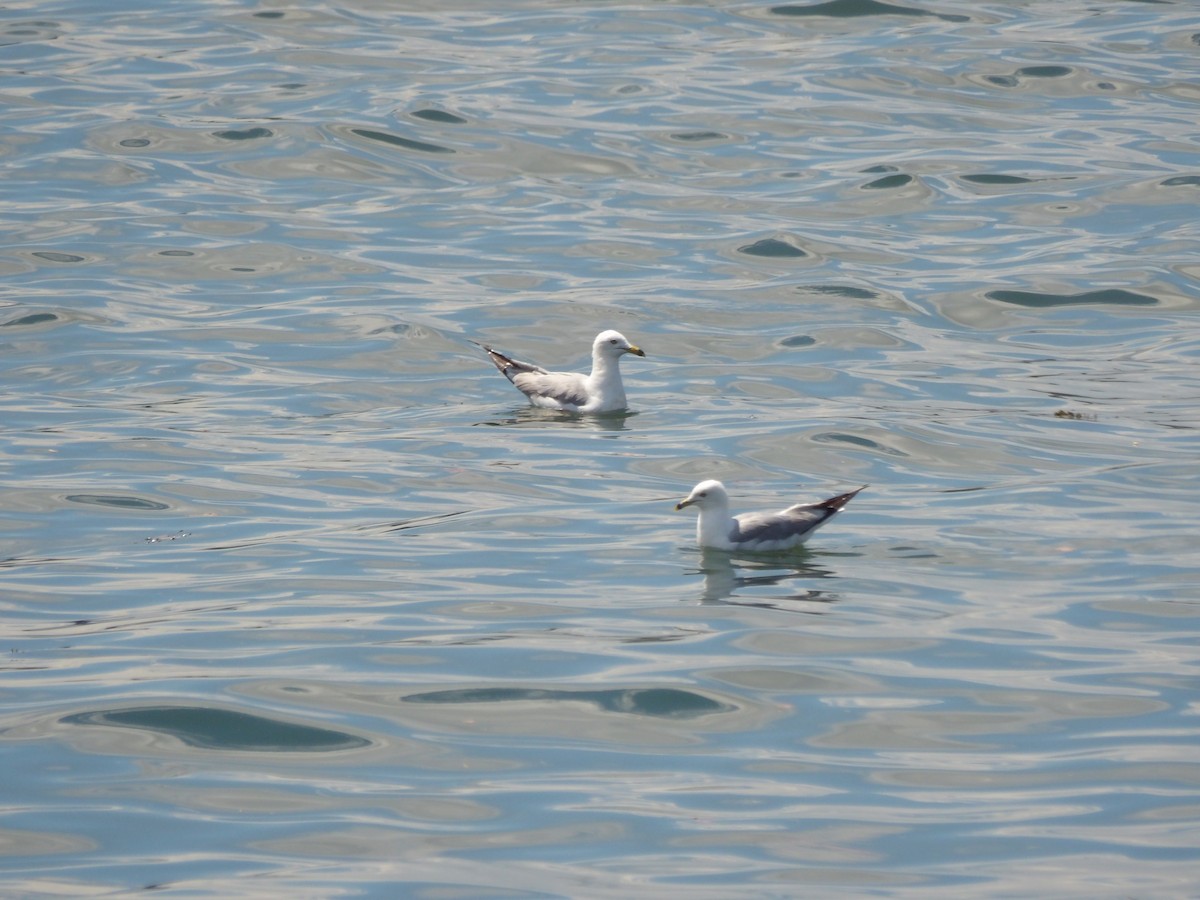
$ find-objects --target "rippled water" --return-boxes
[3,0,1199,896]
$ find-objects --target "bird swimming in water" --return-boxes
[676,480,864,551]
[476,329,645,413]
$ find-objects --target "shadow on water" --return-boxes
[688,548,844,608]
[374,508,472,536]
[474,406,636,433]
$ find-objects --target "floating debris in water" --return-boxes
[145,530,191,544]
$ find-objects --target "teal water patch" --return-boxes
[403,687,730,719]
[738,238,807,258]
[813,431,908,456]
[987,289,1158,308]
[862,173,913,189]
[412,109,467,124]
[2,312,59,327]
[350,128,454,154]
[64,707,371,752]
[670,130,728,142]
[771,0,968,21]
[808,285,881,300]
[213,127,273,141]
[987,66,1073,87]
[961,174,1035,185]
[65,495,170,511]
[1017,65,1072,78]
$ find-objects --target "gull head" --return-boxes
[594,329,645,358]
[675,479,727,512]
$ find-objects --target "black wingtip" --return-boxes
[821,484,867,511]
[474,341,517,377]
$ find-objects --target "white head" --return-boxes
[592,329,645,359]
[675,479,729,512]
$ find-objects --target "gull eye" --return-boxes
[698,492,707,498]
[609,338,618,345]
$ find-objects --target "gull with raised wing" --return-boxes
[676,480,864,552]
[476,329,645,413]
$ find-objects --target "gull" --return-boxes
[476,329,645,413]
[675,480,864,552]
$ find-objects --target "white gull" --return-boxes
[676,480,864,552]
[476,329,645,413]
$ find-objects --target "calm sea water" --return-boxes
[3,0,1199,896]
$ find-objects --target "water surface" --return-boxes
[3,0,1199,896]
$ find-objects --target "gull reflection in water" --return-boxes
[690,548,843,609]
[474,405,636,434]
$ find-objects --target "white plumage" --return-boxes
[476,329,645,414]
[676,480,864,551]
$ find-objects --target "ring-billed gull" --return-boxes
[476,329,645,413]
[675,480,864,552]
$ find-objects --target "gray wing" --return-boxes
[730,510,831,544]
[474,342,589,408]
[511,371,589,408]
[730,487,865,545]
[475,343,550,383]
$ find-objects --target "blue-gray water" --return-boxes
[3,0,1199,896]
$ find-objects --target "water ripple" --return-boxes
[3,0,1199,895]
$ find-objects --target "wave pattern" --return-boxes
[2,0,1199,895]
